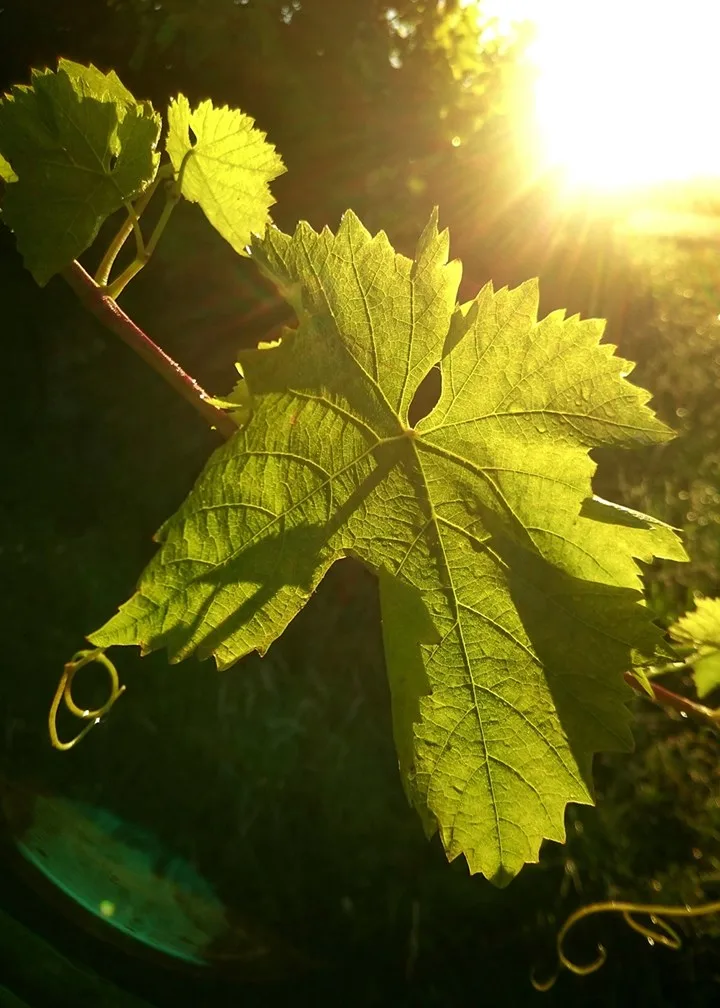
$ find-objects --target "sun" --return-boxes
[488,0,720,192]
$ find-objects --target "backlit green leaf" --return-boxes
[0,59,160,285]
[165,95,285,256]
[0,151,17,182]
[206,363,253,428]
[91,211,686,882]
[669,596,720,698]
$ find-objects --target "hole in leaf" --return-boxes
[408,365,441,426]
[188,125,198,147]
[108,153,118,171]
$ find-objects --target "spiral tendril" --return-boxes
[532,898,720,991]
[49,648,126,750]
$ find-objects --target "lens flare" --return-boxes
[487,0,720,191]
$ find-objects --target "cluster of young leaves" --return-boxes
[0,61,690,885]
[669,596,720,699]
[0,58,284,284]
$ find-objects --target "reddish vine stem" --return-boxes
[624,670,720,729]
[62,260,237,440]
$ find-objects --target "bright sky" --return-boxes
[487,0,720,191]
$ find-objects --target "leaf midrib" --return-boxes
[407,436,504,862]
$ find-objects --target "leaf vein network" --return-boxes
[410,438,504,860]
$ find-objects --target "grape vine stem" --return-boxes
[624,670,720,729]
[62,260,237,439]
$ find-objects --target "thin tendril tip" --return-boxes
[532,897,720,991]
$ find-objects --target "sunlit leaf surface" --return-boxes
[166,94,285,256]
[0,150,17,182]
[670,596,720,699]
[0,59,160,284]
[92,211,686,882]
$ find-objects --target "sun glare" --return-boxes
[489,0,720,192]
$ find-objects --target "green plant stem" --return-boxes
[104,254,147,301]
[95,165,173,287]
[105,179,180,300]
[62,260,237,439]
[95,199,143,287]
[624,670,720,729]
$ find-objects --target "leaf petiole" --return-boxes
[624,670,720,729]
[62,259,237,438]
[104,173,180,300]
[95,163,175,289]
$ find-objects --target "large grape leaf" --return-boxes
[90,211,686,882]
[165,95,285,256]
[0,59,160,285]
[669,596,720,698]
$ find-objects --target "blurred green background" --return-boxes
[1,2,720,1005]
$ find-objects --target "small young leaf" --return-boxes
[0,151,17,183]
[669,596,720,698]
[165,95,285,256]
[206,363,252,428]
[692,653,720,700]
[91,211,686,883]
[0,59,161,284]
[628,667,655,699]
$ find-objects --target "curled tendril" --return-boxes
[531,898,720,991]
[622,910,681,949]
[49,649,126,751]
